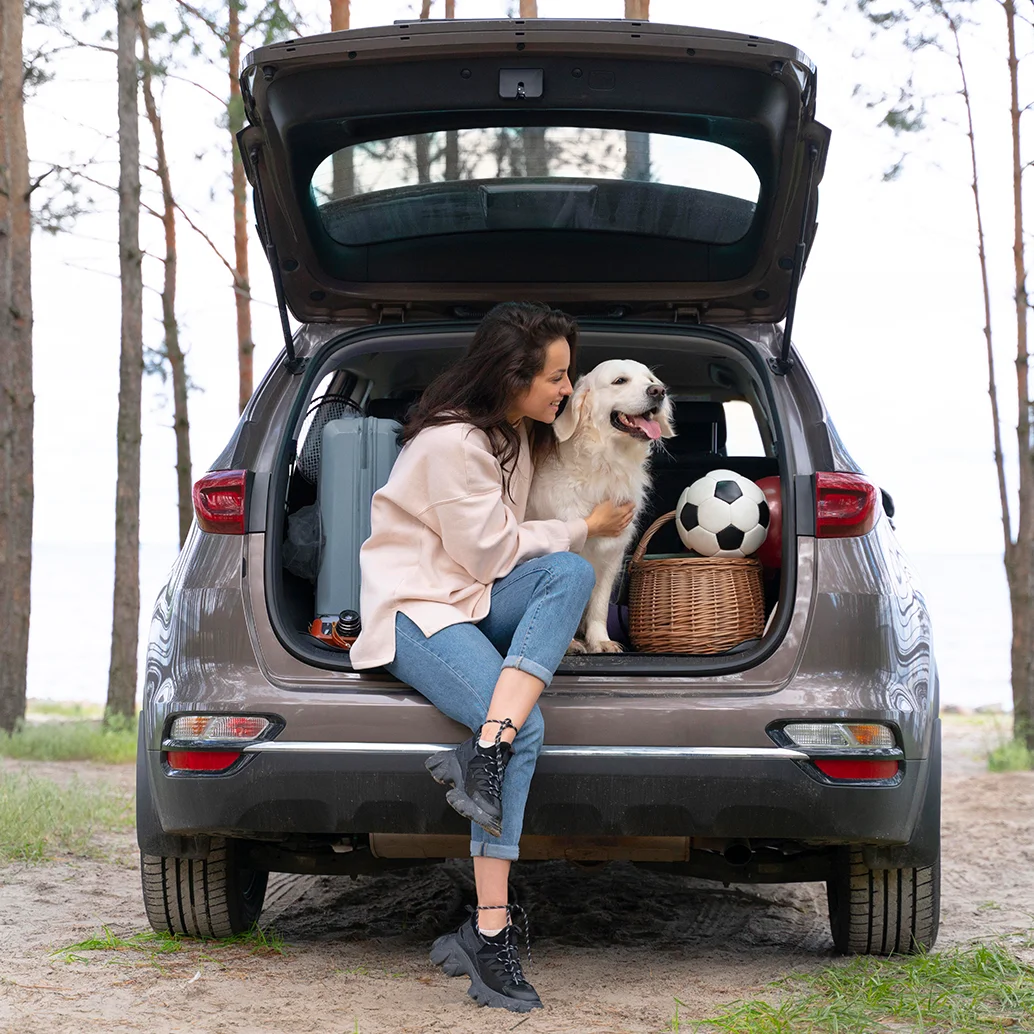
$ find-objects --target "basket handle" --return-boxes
[631,510,677,564]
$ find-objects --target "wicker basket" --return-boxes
[627,511,765,654]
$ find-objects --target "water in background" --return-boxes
[25,542,1012,711]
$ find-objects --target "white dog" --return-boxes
[527,359,675,653]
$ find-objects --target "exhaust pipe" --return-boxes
[722,840,753,867]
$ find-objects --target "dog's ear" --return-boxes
[657,401,677,440]
[552,385,590,442]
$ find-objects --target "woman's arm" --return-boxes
[417,431,587,584]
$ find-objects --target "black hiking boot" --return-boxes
[429,908,542,1012]
[424,719,515,837]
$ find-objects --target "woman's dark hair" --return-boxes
[399,302,578,492]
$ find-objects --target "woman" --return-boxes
[348,302,634,1012]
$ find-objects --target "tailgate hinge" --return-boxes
[377,305,407,324]
[246,142,303,374]
[672,306,701,324]
[769,142,820,377]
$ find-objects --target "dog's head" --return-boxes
[552,359,675,445]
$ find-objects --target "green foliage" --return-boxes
[52,923,285,964]
[676,940,1034,1033]
[988,738,1034,772]
[26,699,103,719]
[0,716,137,764]
[0,772,133,862]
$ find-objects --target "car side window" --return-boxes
[723,400,767,457]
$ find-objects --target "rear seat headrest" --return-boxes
[666,400,727,458]
[366,392,420,423]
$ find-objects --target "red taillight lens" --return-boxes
[815,472,878,538]
[814,759,899,780]
[166,750,242,772]
[192,470,248,535]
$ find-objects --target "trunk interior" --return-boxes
[267,322,795,676]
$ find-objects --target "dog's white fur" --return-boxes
[527,359,675,653]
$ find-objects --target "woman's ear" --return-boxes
[552,384,589,442]
[657,399,677,439]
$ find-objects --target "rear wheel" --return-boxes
[826,846,940,955]
[141,839,268,938]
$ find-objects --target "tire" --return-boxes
[827,845,940,955]
[141,838,268,938]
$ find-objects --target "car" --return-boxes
[137,16,940,956]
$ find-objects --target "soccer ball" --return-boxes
[676,470,770,558]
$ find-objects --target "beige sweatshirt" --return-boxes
[348,420,589,670]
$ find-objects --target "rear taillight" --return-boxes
[163,713,277,773]
[192,470,248,534]
[815,472,878,538]
[166,750,242,772]
[814,759,900,780]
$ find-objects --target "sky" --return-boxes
[26,0,1024,562]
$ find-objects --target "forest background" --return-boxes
[1,0,1020,725]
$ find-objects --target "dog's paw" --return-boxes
[566,638,589,655]
[586,639,625,654]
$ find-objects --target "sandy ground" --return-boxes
[1,717,1032,1034]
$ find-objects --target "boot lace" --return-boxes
[475,718,516,801]
[472,902,532,986]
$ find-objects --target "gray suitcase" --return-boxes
[315,416,401,618]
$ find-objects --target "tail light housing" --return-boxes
[192,470,248,534]
[166,750,242,772]
[772,721,902,782]
[814,758,900,780]
[163,713,278,774]
[815,472,878,538]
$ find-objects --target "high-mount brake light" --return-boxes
[815,472,878,538]
[192,470,248,534]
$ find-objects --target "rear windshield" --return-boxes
[311,127,760,247]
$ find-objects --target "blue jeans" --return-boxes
[385,551,595,860]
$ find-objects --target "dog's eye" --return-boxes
[612,377,628,385]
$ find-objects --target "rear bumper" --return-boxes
[147,743,928,846]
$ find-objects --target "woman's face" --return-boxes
[507,338,573,425]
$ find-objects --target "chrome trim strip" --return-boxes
[239,741,811,760]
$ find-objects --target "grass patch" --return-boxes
[0,714,137,764]
[25,699,104,720]
[53,924,286,965]
[673,940,1034,1033]
[0,771,134,862]
[988,738,1034,773]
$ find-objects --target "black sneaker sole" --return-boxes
[425,749,503,838]
[429,933,542,1012]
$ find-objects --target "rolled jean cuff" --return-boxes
[502,654,554,688]
[471,840,520,861]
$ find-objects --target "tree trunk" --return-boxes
[330,0,354,199]
[228,0,253,415]
[0,0,34,734]
[1002,0,1034,749]
[107,0,143,721]
[139,17,192,547]
[623,2,650,179]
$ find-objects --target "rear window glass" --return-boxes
[311,127,760,247]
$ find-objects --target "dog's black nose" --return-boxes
[647,384,666,399]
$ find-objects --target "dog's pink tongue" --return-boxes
[632,416,662,440]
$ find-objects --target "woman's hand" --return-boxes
[585,499,636,539]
